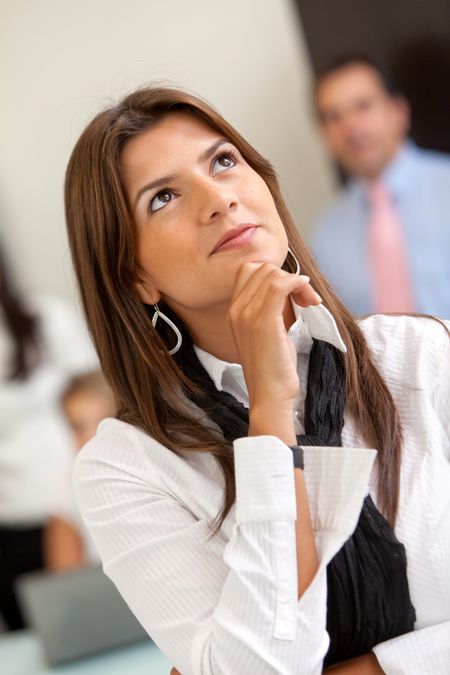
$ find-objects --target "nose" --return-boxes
[195,177,238,223]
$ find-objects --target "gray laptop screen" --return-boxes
[15,566,148,665]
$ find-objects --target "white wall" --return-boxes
[0,0,335,303]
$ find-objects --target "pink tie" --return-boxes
[367,181,415,313]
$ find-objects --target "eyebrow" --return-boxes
[132,137,231,210]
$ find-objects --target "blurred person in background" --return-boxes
[44,370,116,572]
[311,55,450,318]
[0,239,96,631]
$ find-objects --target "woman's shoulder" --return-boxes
[357,313,450,390]
[72,416,188,520]
[72,416,223,527]
[357,312,450,347]
[73,417,172,489]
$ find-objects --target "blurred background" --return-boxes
[0,0,334,304]
[1,0,449,673]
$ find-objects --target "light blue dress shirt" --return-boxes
[311,142,450,319]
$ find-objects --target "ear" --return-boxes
[133,270,161,305]
[393,95,411,135]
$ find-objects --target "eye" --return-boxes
[149,189,175,214]
[212,150,237,175]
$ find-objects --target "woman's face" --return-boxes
[121,112,288,321]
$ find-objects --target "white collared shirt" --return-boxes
[73,305,450,674]
[0,294,97,525]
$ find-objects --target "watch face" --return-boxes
[290,445,304,469]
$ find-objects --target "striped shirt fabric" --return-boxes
[73,304,450,674]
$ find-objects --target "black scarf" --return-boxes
[177,337,416,666]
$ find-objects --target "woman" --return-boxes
[0,240,96,630]
[65,87,450,674]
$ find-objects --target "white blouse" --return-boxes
[0,294,97,525]
[73,305,450,674]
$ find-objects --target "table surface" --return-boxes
[0,630,172,675]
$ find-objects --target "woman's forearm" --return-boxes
[293,466,319,597]
[249,406,319,600]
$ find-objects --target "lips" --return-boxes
[211,224,258,254]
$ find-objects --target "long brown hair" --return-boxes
[65,85,403,533]
[0,240,41,380]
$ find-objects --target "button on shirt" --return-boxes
[73,305,450,674]
[312,142,450,318]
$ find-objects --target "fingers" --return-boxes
[291,281,322,308]
[229,263,280,324]
[232,262,309,309]
[228,263,316,408]
[231,261,272,302]
[250,272,321,320]
[231,262,321,320]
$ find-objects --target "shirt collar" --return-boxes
[193,302,347,392]
[350,139,420,203]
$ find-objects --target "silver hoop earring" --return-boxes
[286,247,301,275]
[152,304,182,355]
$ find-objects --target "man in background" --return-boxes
[311,55,450,318]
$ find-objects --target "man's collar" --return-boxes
[350,140,420,203]
[193,302,346,393]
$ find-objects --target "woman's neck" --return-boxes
[181,297,297,364]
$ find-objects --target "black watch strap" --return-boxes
[289,445,304,470]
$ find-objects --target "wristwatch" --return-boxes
[289,445,304,470]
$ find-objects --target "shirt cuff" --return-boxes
[233,435,296,524]
[372,622,450,674]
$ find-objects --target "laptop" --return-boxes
[15,565,149,665]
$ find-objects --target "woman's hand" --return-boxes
[324,652,385,674]
[228,262,321,416]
